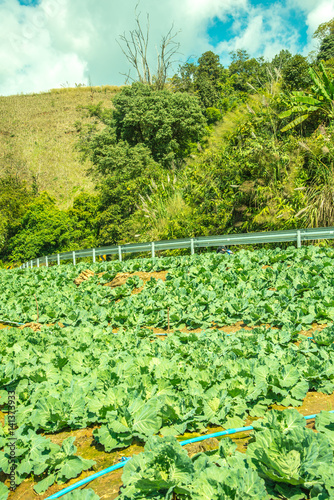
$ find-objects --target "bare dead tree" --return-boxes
[117,9,180,90]
[154,26,180,90]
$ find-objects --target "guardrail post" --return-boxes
[37,258,40,268]
[57,253,60,265]
[118,246,122,262]
[30,260,33,268]
[72,251,76,265]
[190,238,195,255]
[93,248,96,263]
[151,242,155,259]
[297,230,301,248]
[45,256,48,268]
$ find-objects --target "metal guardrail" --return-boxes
[19,226,334,268]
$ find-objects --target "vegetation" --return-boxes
[118,410,334,500]
[2,17,334,499]
[1,20,334,266]
[2,246,334,497]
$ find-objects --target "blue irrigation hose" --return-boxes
[45,409,334,499]
[179,425,254,445]
[0,319,25,326]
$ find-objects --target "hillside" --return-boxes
[0,85,120,208]
[1,43,334,265]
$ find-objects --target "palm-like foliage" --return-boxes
[279,62,334,132]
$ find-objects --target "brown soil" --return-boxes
[184,437,220,457]
[298,322,329,337]
[73,269,167,297]
[104,271,167,294]
[18,322,42,332]
[74,269,95,286]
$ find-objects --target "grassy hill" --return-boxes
[0,85,120,208]
[0,84,252,211]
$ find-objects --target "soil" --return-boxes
[104,271,167,294]
[73,269,167,292]
[74,269,95,286]
[18,322,42,332]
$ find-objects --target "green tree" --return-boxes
[313,18,334,42]
[270,50,293,72]
[170,61,197,94]
[228,50,264,92]
[195,51,224,109]
[317,34,334,63]
[171,51,225,110]
[112,82,207,167]
[0,175,32,258]
[281,54,312,91]
[83,129,164,244]
[8,192,76,262]
[67,192,99,249]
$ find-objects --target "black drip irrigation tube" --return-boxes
[45,409,334,499]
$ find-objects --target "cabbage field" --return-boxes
[1,245,334,499]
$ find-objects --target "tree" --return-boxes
[81,126,164,244]
[67,192,99,249]
[118,10,180,90]
[281,54,312,92]
[77,82,207,245]
[8,192,76,262]
[171,51,225,110]
[111,82,207,167]
[270,50,293,72]
[317,34,334,63]
[228,50,264,92]
[0,174,32,258]
[94,142,163,244]
[279,62,334,132]
[313,18,334,42]
[195,51,224,109]
[170,61,197,94]
[313,19,334,64]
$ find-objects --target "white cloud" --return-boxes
[0,0,332,96]
[304,1,334,39]
[286,0,334,58]
[0,0,249,95]
[0,0,88,95]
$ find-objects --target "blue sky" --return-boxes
[0,0,333,96]
[207,4,308,53]
[17,0,40,5]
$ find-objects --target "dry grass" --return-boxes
[0,85,121,208]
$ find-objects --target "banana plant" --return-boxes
[279,62,334,132]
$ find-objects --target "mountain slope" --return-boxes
[0,85,119,208]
